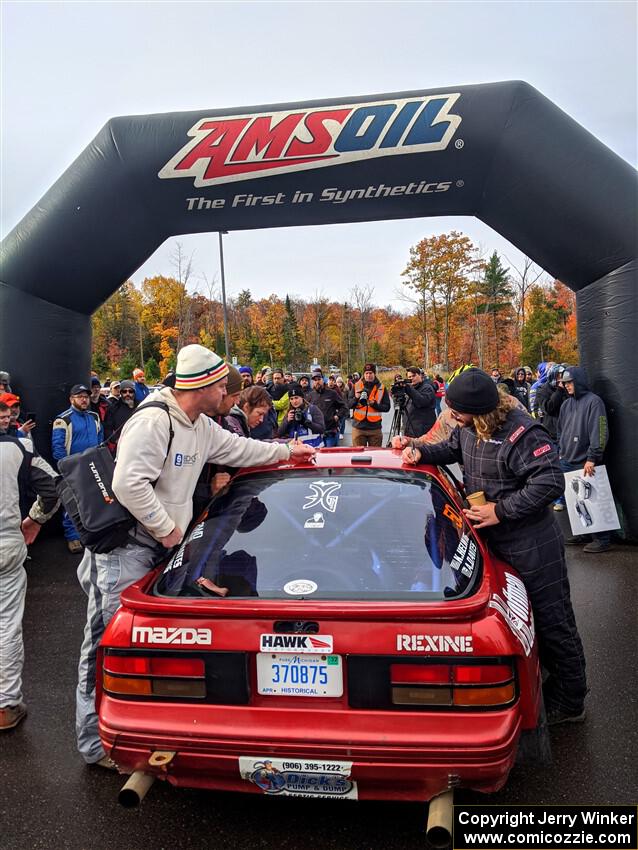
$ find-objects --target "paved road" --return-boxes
[2,434,637,849]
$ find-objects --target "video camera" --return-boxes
[390,379,410,405]
[294,408,307,424]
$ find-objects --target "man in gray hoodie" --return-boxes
[75,346,315,769]
[558,366,611,552]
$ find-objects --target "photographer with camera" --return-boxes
[278,384,325,447]
[349,363,390,447]
[395,367,436,438]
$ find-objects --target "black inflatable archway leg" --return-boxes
[0,283,91,461]
[576,260,638,539]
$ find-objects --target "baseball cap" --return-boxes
[0,392,20,407]
[70,384,90,396]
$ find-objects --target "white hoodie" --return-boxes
[113,387,289,541]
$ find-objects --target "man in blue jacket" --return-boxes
[51,384,103,553]
[529,361,551,419]
[558,367,611,553]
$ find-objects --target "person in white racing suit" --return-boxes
[0,412,59,730]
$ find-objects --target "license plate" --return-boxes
[257,653,343,697]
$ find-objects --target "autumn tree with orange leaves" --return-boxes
[91,231,577,380]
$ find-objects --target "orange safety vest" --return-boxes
[353,380,384,424]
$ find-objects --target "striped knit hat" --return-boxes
[175,344,229,390]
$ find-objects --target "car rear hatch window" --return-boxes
[155,468,481,601]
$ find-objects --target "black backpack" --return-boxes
[55,401,174,553]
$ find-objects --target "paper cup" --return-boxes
[467,491,487,506]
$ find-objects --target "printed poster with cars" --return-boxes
[563,465,620,535]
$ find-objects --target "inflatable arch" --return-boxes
[1,81,637,533]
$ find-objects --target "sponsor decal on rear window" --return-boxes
[303,480,342,513]
[442,503,463,529]
[449,533,477,578]
[304,511,325,528]
[283,579,318,596]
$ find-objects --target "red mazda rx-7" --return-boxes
[97,448,544,804]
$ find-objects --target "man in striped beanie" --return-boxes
[75,345,315,770]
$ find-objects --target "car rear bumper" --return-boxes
[100,698,522,801]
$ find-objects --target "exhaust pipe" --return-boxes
[118,771,156,808]
[426,789,454,849]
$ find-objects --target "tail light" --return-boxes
[390,660,515,708]
[102,651,206,700]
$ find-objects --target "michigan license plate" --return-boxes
[257,653,343,697]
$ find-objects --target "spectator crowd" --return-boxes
[0,352,614,739]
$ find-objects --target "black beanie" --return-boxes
[446,368,499,415]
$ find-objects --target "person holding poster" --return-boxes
[558,367,612,553]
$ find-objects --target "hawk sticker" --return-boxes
[303,480,342,514]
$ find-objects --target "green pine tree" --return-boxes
[144,357,160,383]
[118,352,137,381]
[91,351,109,376]
[282,295,307,370]
[476,251,513,366]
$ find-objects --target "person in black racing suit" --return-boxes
[402,368,587,726]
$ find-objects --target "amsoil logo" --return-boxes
[260,634,333,653]
[158,94,462,187]
[88,461,114,504]
[132,626,212,645]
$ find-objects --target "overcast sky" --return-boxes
[2,1,636,310]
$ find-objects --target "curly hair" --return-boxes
[472,390,513,442]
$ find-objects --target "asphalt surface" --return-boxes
[2,417,637,850]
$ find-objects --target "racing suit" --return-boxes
[0,436,58,710]
[75,387,297,764]
[413,407,587,715]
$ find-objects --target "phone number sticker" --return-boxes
[238,757,357,799]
